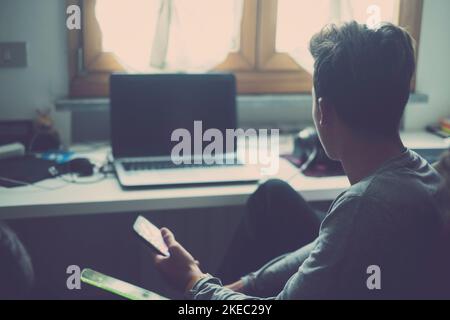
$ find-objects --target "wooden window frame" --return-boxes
[67,0,423,97]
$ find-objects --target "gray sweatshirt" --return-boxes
[188,149,448,300]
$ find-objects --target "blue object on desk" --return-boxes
[38,150,74,164]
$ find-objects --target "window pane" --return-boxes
[276,0,400,73]
[95,0,243,72]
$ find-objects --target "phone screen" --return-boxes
[133,215,170,257]
[81,268,168,300]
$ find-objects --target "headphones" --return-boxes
[293,127,343,174]
[49,158,95,177]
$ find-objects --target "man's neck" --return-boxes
[340,134,405,185]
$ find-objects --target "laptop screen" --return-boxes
[110,74,237,158]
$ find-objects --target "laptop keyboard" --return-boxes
[122,160,241,172]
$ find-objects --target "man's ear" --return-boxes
[318,97,337,128]
[317,97,330,127]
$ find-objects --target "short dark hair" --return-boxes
[309,21,416,138]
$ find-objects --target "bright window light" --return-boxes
[95,0,243,72]
[276,0,400,73]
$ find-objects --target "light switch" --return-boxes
[0,42,27,68]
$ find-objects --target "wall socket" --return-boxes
[0,42,27,68]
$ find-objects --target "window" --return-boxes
[67,0,423,97]
[95,0,243,71]
[275,0,400,74]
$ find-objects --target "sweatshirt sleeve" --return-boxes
[188,196,361,300]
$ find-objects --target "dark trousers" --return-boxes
[218,179,324,284]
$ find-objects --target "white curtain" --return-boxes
[96,0,243,72]
[277,0,399,74]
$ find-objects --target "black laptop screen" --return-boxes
[110,74,237,158]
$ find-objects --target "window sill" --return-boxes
[55,93,429,130]
[56,93,429,111]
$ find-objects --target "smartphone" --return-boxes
[81,268,168,300]
[133,215,170,257]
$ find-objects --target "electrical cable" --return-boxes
[0,176,69,191]
[56,160,115,185]
[0,158,115,190]
[285,147,318,183]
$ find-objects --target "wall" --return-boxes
[405,0,450,130]
[0,0,70,145]
[0,0,449,144]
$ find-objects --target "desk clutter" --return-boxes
[281,127,449,178]
[0,110,61,155]
[0,156,56,188]
[426,117,450,140]
[0,154,96,188]
[0,112,62,187]
[0,111,99,188]
[281,127,345,177]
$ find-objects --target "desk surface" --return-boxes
[0,132,448,220]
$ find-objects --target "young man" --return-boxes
[151,22,448,299]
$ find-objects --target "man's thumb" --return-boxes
[161,227,176,246]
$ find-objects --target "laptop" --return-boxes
[110,73,261,188]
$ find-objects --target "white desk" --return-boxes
[0,132,448,220]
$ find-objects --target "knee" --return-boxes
[247,179,293,212]
[253,179,293,200]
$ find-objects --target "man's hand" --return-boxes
[152,228,207,292]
